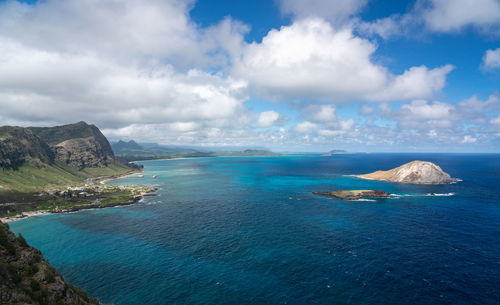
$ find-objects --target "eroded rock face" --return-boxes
[358,161,459,184]
[29,122,116,169]
[54,137,114,169]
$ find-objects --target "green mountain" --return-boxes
[0,122,135,193]
[111,140,281,162]
[0,127,54,170]
[0,222,100,304]
[28,121,115,169]
[113,140,143,150]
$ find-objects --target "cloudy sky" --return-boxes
[1,0,499,152]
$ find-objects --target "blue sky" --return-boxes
[0,0,499,152]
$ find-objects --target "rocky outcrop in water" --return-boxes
[357,161,459,184]
[313,190,390,200]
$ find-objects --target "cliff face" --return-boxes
[358,161,459,184]
[0,127,54,170]
[29,122,115,169]
[0,122,116,170]
[0,222,100,304]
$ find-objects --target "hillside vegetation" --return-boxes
[0,222,101,304]
[0,122,137,197]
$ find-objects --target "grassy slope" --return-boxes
[0,161,134,193]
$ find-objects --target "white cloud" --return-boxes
[356,16,403,39]
[310,105,337,122]
[421,0,500,33]
[457,93,500,124]
[258,110,281,127]
[233,19,453,102]
[317,118,355,136]
[294,121,318,133]
[461,135,477,144]
[0,0,257,146]
[0,0,249,69]
[382,100,458,129]
[359,0,500,39]
[400,100,455,121]
[482,48,500,70]
[276,0,368,26]
[0,38,250,129]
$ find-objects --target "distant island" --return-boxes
[357,160,459,184]
[321,150,353,156]
[111,140,280,162]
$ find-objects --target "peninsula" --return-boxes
[357,160,459,184]
[0,121,152,220]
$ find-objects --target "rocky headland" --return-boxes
[357,160,459,184]
[0,222,101,304]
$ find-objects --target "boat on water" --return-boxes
[152,175,158,178]
[137,174,144,178]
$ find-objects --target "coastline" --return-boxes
[0,188,157,223]
[98,168,143,185]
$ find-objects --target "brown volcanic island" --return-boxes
[357,160,459,184]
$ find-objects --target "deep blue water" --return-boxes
[9,154,500,305]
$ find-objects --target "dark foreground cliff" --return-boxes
[0,222,100,304]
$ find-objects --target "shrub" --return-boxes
[17,234,28,248]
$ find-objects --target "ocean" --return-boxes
[9,154,500,304]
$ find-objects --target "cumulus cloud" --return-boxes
[382,100,457,129]
[461,135,477,144]
[294,121,318,133]
[0,38,250,129]
[0,0,257,146]
[482,48,500,70]
[457,93,500,124]
[420,0,500,33]
[233,19,453,102]
[0,0,249,69]
[309,105,337,122]
[359,0,500,39]
[258,110,282,127]
[276,0,368,26]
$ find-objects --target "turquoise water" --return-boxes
[9,154,500,304]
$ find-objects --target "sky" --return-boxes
[0,0,500,152]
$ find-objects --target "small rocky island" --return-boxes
[313,190,390,201]
[357,160,459,184]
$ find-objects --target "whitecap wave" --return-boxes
[425,192,455,196]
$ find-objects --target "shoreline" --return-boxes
[98,169,143,185]
[0,188,157,223]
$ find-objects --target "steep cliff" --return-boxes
[357,160,459,184]
[0,222,100,304]
[0,122,134,192]
[29,122,114,169]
